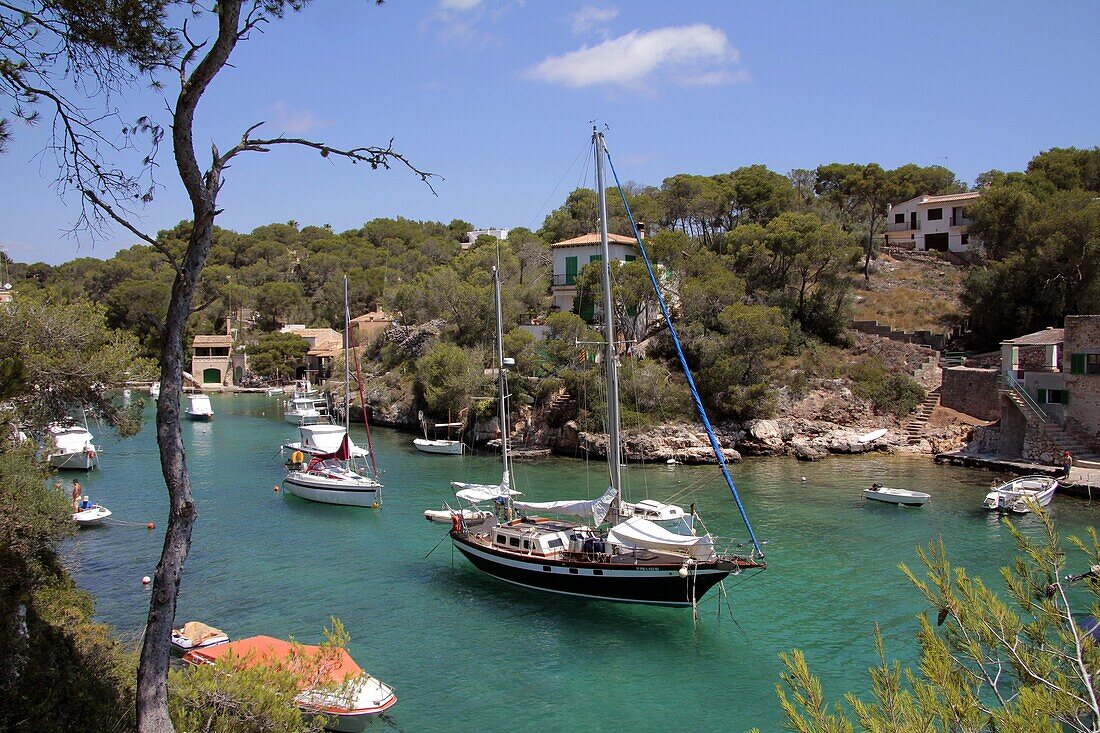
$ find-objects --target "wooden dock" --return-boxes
[935,450,1100,500]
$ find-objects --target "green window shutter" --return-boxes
[625,254,636,263]
[590,254,602,263]
[1036,388,1046,404]
[565,256,578,285]
[1061,390,1070,405]
[1070,353,1085,374]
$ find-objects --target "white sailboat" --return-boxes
[413,412,464,455]
[282,277,383,508]
[448,133,766,608]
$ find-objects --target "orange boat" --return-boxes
[182,635,396,732]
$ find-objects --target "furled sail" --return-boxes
[605,516,717,561]
[452,471,520,503]
[514,485,617,526]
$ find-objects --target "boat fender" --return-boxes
[85,446,95,457]
[451,514,462,533]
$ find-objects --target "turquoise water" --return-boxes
[66,393,1100,732]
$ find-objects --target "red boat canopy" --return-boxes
[182,635,364,686]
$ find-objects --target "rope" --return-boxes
[603,140,765,559]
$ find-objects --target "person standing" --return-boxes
[1061,450,1074,478]
[71,479,82,511]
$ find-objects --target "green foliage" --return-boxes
[849,361,926,416]
[169,618,357,733]
[765,514,1100,732]
[962,149,1100,349]
[247,332,310,381]
[0,291,154,434]
[413,341,481,417]
[0,447,135,733]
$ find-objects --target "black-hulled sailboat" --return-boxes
[449,128,766,607]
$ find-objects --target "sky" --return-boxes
[2,0,1098,266]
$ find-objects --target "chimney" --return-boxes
[637,222,646,240]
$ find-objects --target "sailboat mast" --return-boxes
[343,275,350,431]
[594,128,622,506]
[492,266,510,476]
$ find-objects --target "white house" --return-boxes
[463,227,510,249]
[550,232,639,317]
[884,191,981,253]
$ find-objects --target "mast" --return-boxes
[594,127,622,517]
[343,275,350,431]
[491,266,510,481]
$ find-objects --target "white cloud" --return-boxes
[271,102,326,134]
[570,5,618,35]
[525,24,744,91]
[439,0,482,10]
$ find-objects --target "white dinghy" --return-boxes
[982,475,1058,514]
[862,483,930,506]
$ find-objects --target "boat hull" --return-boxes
[451,532,736,607]
[49,451,96,470]
[283,477,381,507]
[413,438,463,455]
[185,412,213,421]
[862,489,929,506]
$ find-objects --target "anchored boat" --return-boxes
[448,129,766,607]
[982,475,1058,514]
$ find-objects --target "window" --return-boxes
[509,537,520,547]
[961,233,969,246]
[496,534,507,544]
[894,213,905,224]
[927,208,943,221]
[625,254,636,263]
[522,540,531,549]
[593,569,604,576]
[1089,354,1100,375]
[568,568,579,574]
[547,538,563,548]
[1044,389,1064,405]
[589,254,602,263]
[543,565,551,572]
[564,256,578,285]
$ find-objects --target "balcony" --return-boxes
[551,273,576,287]
[950,215,973,227]
[886,220,919,232]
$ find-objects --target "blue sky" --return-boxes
[2,1,1098,266]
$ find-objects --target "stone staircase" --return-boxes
[903,387,941,444]
[544,388,576,425]
[1001,382,1100,469]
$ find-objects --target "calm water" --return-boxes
[66,393,1100,732]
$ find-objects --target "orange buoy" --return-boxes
[146,522,155,529]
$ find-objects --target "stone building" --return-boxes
[350,308,393,347]
[1063,315,1100,442]
[191,334,247,387]
[280,325,343,379]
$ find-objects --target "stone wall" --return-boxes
[851,319,948,351]
[998,395,1026,456]
[940,366,999,420]
[1063,315,1100,441]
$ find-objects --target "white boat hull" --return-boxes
[982,475,1058,514]
[50,450,97,470]
[72,505,111,526]
[863,487,930,506]
[185,411,213,421]
[413,438,463,455]
[283,471,382,507]
[424,507,493,524]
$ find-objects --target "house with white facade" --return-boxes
[550,232,639,318]
[884,191,981,253]
[462,227,510,249]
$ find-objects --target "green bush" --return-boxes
[851,361,926,415]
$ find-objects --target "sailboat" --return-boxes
[283,277,383,508]
[448,129,766,607]
[413,411,464,455]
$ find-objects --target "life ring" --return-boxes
[451,514,462,533]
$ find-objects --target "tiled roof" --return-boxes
[891,191,982,208]
[192,334,232,346]
[1002,327,1064,346]
[283,327,341,340]
[551,232,637,248]
[351,310,392,323]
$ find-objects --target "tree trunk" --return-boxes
[135,4,243,731]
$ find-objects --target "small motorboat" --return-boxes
[182,635,397,732]
[863,483,930,506]
[171,621,230,653]
[185,394,214,421]
[72,498,112,526]
[982,475,1058,514]
[150,381,160,400]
